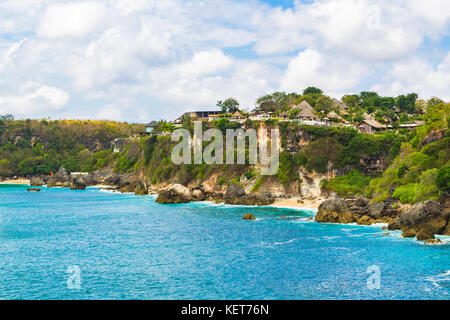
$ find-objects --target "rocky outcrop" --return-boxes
[396,200,450,240]
[223,184,274,205]
[134,180,148,195]
[47,167,70,187]
[156,184,192,203]
[315,195,355,223]
[420,129,446,148]
[30,176,44,186]
[192,189,205,201]
[315,195,399,225]
[242,213,256,220]
[70,175,87,190]
[224,184,246,203]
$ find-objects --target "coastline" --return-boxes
[267,196,323,210]
[0,178,30,185]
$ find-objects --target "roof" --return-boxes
[327,111,340,118]
[146,121,158,127]
[362,112,375,120]
[358,119,386,129]
[296,101,315,118]
[332,98,347,109]
[232,111,244,118]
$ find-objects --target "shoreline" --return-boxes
[266,196,323,211]
[0,179,30,185]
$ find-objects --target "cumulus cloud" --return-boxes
[0,0,448,121]
[371,53,450,101]
[280,49,365,97]
[37,1,106,38]
[0,83,69,117]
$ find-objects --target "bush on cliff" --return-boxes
[321,170,371,197]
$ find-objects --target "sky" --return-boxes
[0,0,449,123]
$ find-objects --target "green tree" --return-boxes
[217,98,240,113]
[303,87,322,95]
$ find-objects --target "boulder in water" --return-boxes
[156,184,191,203]
[242,213,256,220]
[315,196,355,223]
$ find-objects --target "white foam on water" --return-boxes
[273,238,296,245]
[426,270,450,294]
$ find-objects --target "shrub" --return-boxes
[251,176,263,193]
[321,170,371,197]
[436,165,450,192]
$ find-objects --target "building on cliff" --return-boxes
[357,119,386,134]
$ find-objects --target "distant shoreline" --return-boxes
[0,178,30,185]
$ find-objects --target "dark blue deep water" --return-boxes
[0,184,448,299]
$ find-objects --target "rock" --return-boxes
[156,184,191,203]
[192,189,205,201]
[420,129,446,147]
[382,226,387,230]
[398,200,449,240]
[30,176,44,186]
[134,180,148,195]
[388,219,401,230]
[27,188,40,192]
[232,193,274,206]
[70,175,87,190]
[382,232,389,236]
[424,238,443,245]
[242,213,256,220]
[357,215,374,225]
[315,196,356,223]
[224,184,246,204]
[367,202,385,219]
[47,167,69,187]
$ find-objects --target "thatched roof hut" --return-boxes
[296,101,315,119]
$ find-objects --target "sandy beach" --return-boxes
[267,196,323,210]
[0,178,30,185]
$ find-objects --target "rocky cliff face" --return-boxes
[315,194,449,242]
[396,199,450,240]
[315,194,399,225]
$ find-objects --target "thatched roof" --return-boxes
[327,111,340,119]
[146,121,158,127]
[296,100,315,118]
[333,98,347,109]
[362,112,375,120]
[359,119,386,129]
[232,111,244,118]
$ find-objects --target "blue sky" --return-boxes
[0,0,449,122]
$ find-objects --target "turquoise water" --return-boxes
[0,184,449,300]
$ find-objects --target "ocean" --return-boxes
[0,184,448,299]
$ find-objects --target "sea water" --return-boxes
[0,184,448,299]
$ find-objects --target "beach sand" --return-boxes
[0,178,30,185]
[267,196,324,210]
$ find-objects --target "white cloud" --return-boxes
[371,53,450,101]
[280,49,365,97]
[96,104,123,121]
[37,2,106,38]
[0,83,69,117]
[0,0,448,121]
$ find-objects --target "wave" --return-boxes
[426,270,450,295]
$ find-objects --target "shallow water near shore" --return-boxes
[0,184,449,299]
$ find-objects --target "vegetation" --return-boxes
[320,170,372,197]
[0,89,447,207]
[367,101,449,204]
[0,119,143,176]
